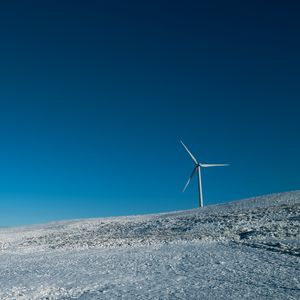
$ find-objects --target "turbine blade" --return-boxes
[201,163,229,167]
[180,140,198,164]
[182,166,197,192]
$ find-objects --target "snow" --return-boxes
[0,191,299,299]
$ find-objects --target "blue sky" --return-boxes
[0,1,299,226]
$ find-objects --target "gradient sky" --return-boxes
[0,1,299,226]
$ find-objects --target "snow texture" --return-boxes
[0,191,299,299]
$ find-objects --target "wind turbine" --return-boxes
[180,140,229,208]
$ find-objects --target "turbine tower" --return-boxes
[180,140,229,208]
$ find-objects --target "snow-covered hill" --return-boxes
[0,191,299,299]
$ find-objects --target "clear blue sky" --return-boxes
[0,1,299,226]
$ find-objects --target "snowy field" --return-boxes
[0,191,299,299]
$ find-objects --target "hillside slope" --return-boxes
[0,191,299,299]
